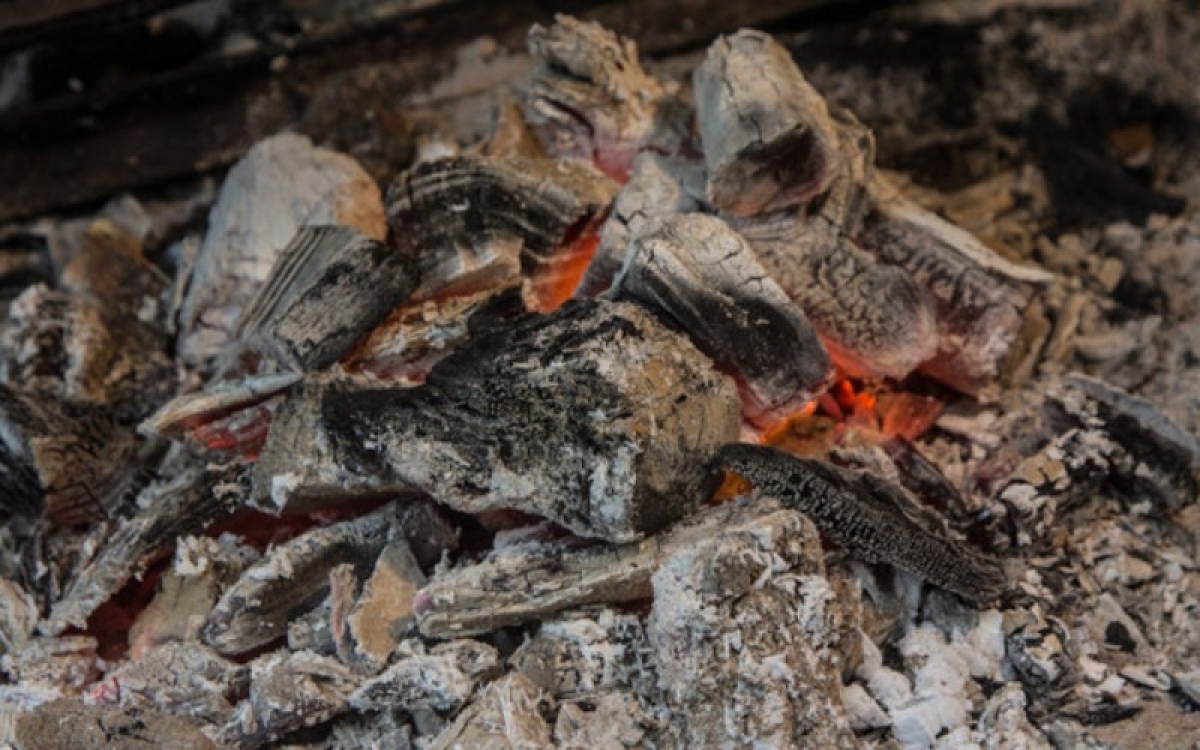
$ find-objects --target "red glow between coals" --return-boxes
[525,232,601,313]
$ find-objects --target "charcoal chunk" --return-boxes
[237,226,419,372]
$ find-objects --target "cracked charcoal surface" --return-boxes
[610,213,830,425]
[236,225,419,372]
[694,29,841,215]
[717,443,1006,604]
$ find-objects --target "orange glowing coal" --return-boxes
[524,231,601,313]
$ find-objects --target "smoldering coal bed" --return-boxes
[0,3,1199,749]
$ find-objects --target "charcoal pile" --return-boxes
[0,2,1198,748]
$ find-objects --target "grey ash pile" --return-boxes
[0,4,1198,748]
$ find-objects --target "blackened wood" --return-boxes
[254,300,741,541]
[693,29,840,216]
[42,459,248,634]
[385,156,612,300]
[201,504,395,656]
[609,213,830,425]
[717,443,1006,604]
[237,226,418,372]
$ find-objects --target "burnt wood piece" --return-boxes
[216,650,361,750]
[201,503,395,656]
[142,372,301,438]
[988,427,1118,550]
[42,459,248,635]
[414,499,782,638]
[429,673,553,749]
[255,300,740,541]
[236,226,419,372]
[0,385,139,528]
[733,208,939,379]
[578,152,705,297]
[693,29,840,216]
[608,213,830,425]
[177,133,385,373]
[716,443,1005,604]
[522,14,685,181]
[648,500,858,748]
[4,221,176,424]
[385,156,613,301]
[350,639,501,714]
[1052,374,1199,510]
[857,176,1049,394]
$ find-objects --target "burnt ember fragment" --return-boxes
[350,639,500,714]
[735,209,940,379]
[414,499,785,638]
[385,156,611,302]
[0,385,139,528]
[99,642,249,727]
[4,221,176,424]
[236,226,419,373]
[216,650,360,750]
[428,672,553,749]
[201,504,395,656]
[178,133,386,371]
[523,15,683,181]
[43,459,249,635]
[608,213,831,425]
[1051,374,1199,509]
[577,152,704,297]
[255,300,740,541]
[693,30,840,216]
[648,499,858,748]
[716,443,1005,604]
[857,178,1049,394]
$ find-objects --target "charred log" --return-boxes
[254,300,740,542]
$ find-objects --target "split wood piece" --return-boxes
[177,133,386,372]
[42,461,249,635]
[733,209,939,379]
[98,642,249,727]
[647,501,859,748]
[0,385,140,528]
[413,499,797,638]
[254,300,741,541]
[236,226,419,373]
[857,176,1050,394]
[1051,374,1200,510]
[577,152,705,297]
[716,444,1006,604]
[428,672,553,750]
[216,650,361,750]
[385,156,613,303]
[693,29,840,216]
[350,639,501,714]
[0,698,217,750]
[609,213,831,425]
[201,504,395,656]
[523,15,684,181]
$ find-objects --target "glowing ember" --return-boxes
[524,231,601,313]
